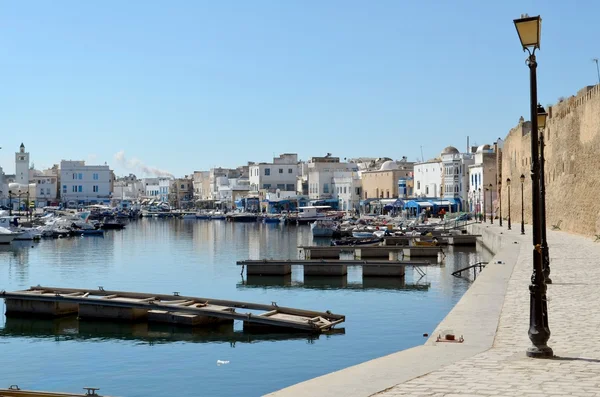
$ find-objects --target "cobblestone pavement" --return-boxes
[375,225,600,397]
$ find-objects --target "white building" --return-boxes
[30,167,59,207]
[307,155,358,200]
[141,177,171,202]
[440,146,474,209]
[113,174,145,201]
[468,144,498,214]
[0,166,8,205]
[249,153,299,192]
[332,171,361,211]
[15,143,30,186]
[215,177,250,207]
[60,160,113,206]
[413,158,443,198]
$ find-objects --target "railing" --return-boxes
[451,261,488,279]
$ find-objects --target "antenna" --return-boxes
[593,58,600,85]
[420,146,424,162]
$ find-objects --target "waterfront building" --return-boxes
[113,174,145,202]
[307,154,358,201]
[15,143,30,186]
[169,176,193,209]
[59,160,113,206]
[0,166,8,206]
[29,166,59,207]
[249,153,299,193]
[413,158,443,198]
[215,176,250,209]
[209,167,241,200]
[468,144,498,214]
[296,162,308,196]
[332,170,361,211]
[361,159,414,200]
[440,146,474,211]
[192,171,211,200]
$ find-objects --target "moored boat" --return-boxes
[0,227,18,244]
[311,220,339,237]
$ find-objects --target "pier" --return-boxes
[0,386,108,397]
[298,245,444,260]
[1,286,345,333]
[237,259,432,278]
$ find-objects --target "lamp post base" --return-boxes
[526,345,554,358]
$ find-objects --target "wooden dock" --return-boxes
[237,259,431,277]
[0,386,108,397]
[1,286,345,333]
[298,245,444,260]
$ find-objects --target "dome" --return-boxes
[476,144,492,153]
[8,182,28,191]
[441,146,460,155]
[379,160,399,171]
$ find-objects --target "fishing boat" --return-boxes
[263,215,281,224]
[331,237,382,246]
[227,213,258,223]
[296,206,332,225]
[209,211,227,220]
[311,220,339,237]
[352,230,374,238]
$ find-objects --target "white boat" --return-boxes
[0,216,42,240]
[182,213,197,219]
[210,211,227,220]
[297,206,332,224]
[0,227,18,244]
[311,220,339,237]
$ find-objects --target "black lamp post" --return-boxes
[507,178,512,230]
[514,13,553,358]
[538,105,552,284]
[8,190,12,216]
[499,179,503,226]
[520,174,526,235]
[488,183,493,224]
[481,187,486,223]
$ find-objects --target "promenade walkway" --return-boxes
[269,222,600,397]
[377,222,600,397]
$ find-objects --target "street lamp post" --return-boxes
[488,183,493,224]
[538,105,552,284]
[520,174,526,234]
[507,178,512,230]
[499,179,503,226]
[514,13,553,358]
[481,187,486,223]
[8,190,12,216]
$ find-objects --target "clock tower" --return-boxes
[15,143,30,185]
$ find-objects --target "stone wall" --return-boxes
[501,83,600,236]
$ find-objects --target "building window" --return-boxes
[78,173,83,180]
[264,168,271,176]
[426,186,429,195]
[73,173,76,180]
[93,185,99,193]
[386,191,390,198]
[279,168,283,174]
[63,185,67,194]
[263,184,271,189]
[93,173,99,180]
[286,184,294,191]
[343,187,347,194]
[277,184,285,190]
[78,185,83,192]
[181,184,185,189]
[323,184,329,194]
[417,181,421,190]
[288,168,293,174]
[46,188,51,195]
[72,186,77,192]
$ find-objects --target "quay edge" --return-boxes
[265,223,520,397]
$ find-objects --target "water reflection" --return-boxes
[0,316,345,345]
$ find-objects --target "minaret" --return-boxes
[15,143,30,185]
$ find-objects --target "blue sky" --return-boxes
[1,1,599,177]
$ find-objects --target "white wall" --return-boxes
[308,162,357,200]
[413,161,442,197]
[249,163,299,192]
[60,160,112,204]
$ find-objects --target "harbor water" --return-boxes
[0,219,486,396]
